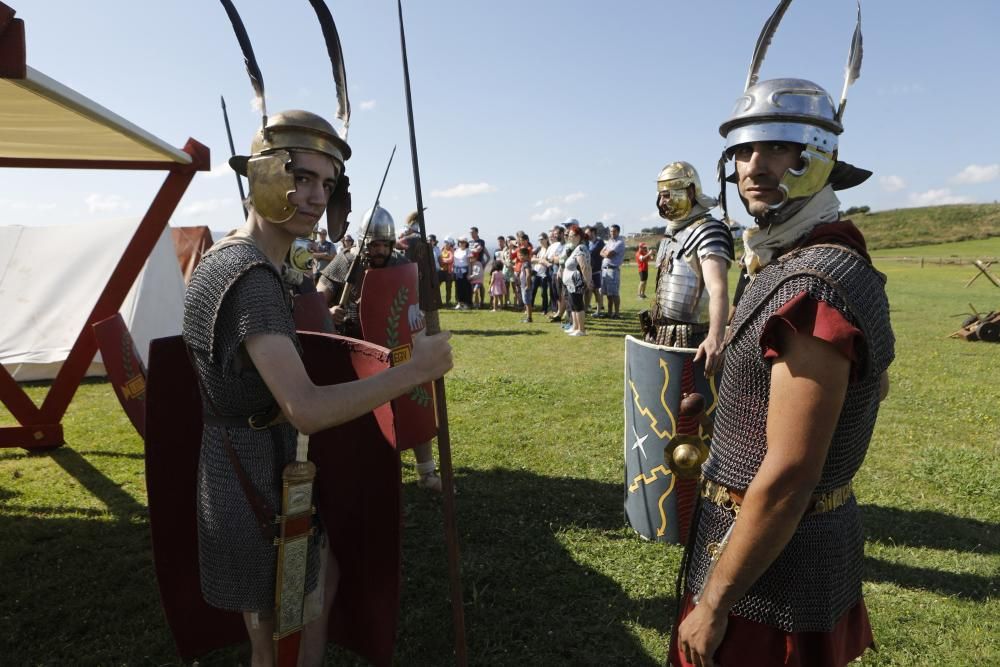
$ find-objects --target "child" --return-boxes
[469,249,485,309]
[517,247,533,322]
[489,262,505,312]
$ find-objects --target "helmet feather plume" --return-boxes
[745,0,793,91]
[835,2,864,123]
[218,0,267,125]
[306,0,351,137]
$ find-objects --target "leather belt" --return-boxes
[701,478,854,518]
[202,404,288,431]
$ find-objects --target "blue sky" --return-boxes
[6,0,1000,242]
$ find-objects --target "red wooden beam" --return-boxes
[0,2,25,79]
[31,139,209,439]
[0,157,197,170]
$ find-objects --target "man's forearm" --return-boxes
[694,469,815,614]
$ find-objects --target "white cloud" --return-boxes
[530,206,565,222]
[600,212,617,222]
[205,161,236,179]
[179,198,237,216]
[879,175,906,193]
[952,163,1000,185]
[359,99,377,111]
[85,194,130,214]
[0,198,57,212]
[640,211,660,222]
[536,192,586,207]
[907,188,972,207]
[430,182,497,199]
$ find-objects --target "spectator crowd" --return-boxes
[427,222,626,337]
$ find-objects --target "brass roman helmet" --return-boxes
[230,111,352,238]
[220,0,353,240]
[656,161,718,221]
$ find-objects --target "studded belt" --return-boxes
[701,478,854,517]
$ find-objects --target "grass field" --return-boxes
[2,239,998,665]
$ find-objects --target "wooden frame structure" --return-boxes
[0,3,210,449]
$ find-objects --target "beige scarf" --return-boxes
[743,185,841,275]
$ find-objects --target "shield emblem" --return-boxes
[92,313,147,436]
[623,335,720,544]
[358,262,437,450]
[144,333,402,665]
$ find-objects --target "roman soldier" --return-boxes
[316,205,443,491]
[160,3,453,666]
[671,2,894,666]
[648,161,734,376]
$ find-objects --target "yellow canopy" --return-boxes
[0,66,191,164]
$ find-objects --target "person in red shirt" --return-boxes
[635,242,650,298]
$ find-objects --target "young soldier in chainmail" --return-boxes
[672,4,894,666]
[183,111,452,665]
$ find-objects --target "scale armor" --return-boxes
[687,243,895,632]
[319,249,409,338]
[183,241,319,612]
[653,215,734,325]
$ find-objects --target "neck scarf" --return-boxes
[743,185,841,275]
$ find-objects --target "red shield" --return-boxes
[144,333,401,666]
[92,313,147,437]
[358,262,438,450]
[293,291,335,333]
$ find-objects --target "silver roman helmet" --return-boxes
[220,0,353,240]
[719,0,869,215]
[656,161,718,221]
[361,205,396,245]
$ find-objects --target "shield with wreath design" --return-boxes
[358,262,437,450]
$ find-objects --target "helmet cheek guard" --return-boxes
[246,150,297,224]
[778,146,836,206]
[325,173,351,243]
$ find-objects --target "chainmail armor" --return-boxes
[687,243,895,632]
[183,241,319,612]
[319,250,409,338]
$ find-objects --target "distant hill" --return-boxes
[626,203,1000,254]
[850,203,1000,250]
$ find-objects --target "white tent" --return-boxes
[0,219,185,381]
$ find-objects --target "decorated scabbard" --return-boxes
[272,432,317,666]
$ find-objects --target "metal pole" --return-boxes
[220,95,248,218]
[396,2,467,664]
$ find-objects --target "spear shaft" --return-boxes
[396,2,467,664]
[219,95,248,219]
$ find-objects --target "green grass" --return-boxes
[2,239,998,665]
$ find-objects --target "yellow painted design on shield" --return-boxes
[626,464,677,537]
[122,375,146,400]
[627,359,677,440]
[390,344,412,366]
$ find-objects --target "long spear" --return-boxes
[219,95,248,219]
[396,2,467,664]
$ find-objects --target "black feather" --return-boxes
[218,0,267,122]
[745,0,793,90]
[306,0,351,132]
